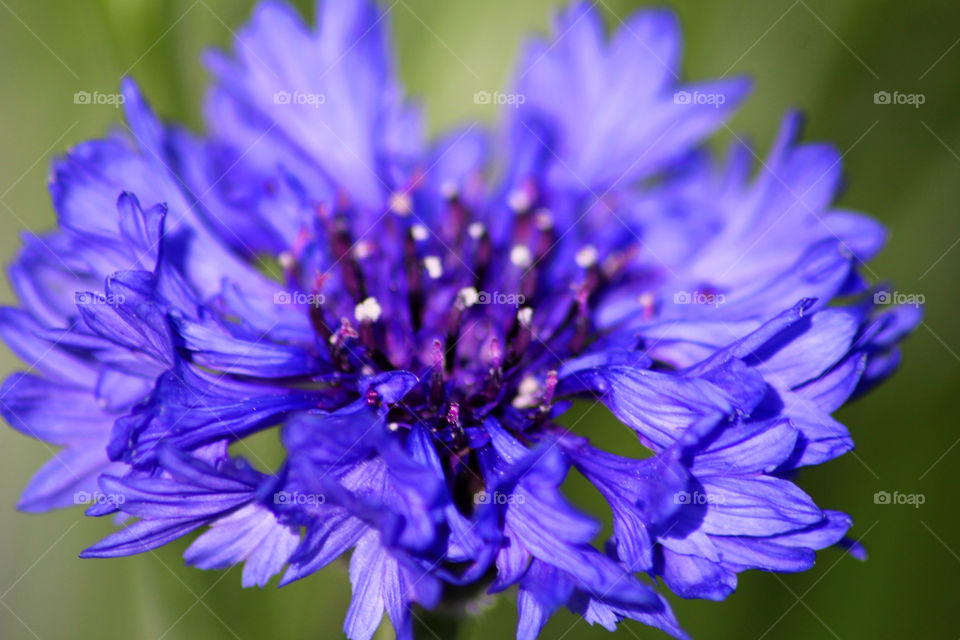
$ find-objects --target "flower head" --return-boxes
[0,1,918,639]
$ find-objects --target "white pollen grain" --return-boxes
[354,297,382,322]
[459,286,479,307]
[389,192,412,216]
[440,180,459,199]
[575,245,598,268]
[424,256,443,279]
[517,306,533,325]
[411,224,429,241]
[468,222,485,239]
[512,375,540,408]
[510,245,532,268]
[353,241,374,260]
[534,209,554,230]
[507,188,531,212]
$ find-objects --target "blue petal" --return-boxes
[18,445,121,513]
[184,503,299,587]
[658,547,737,600]
[173,315,329,377]
[344,530,439,640]
[698,475,823,537]
[513,3,748,191]
[207,0,421,208]
[81,517,206,558]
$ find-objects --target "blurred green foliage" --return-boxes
[0,0,957,638]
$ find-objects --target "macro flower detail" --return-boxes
[0,1,919,639]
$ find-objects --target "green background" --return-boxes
[0,0,957,638]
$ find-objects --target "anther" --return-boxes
[508,188,533,213]
[423,255,443,280]
[443,289,473,374]
[540,370,558,413]
[568,289,591,355]
[446,402,460,426]
[328,318,359,371]
[354,297,382,323]
[512,375,540,409]
[411,224,429,242]
[468,222,485,240]
[510,245,533,268]
[575,245,598,269]
[458,287,479,308]
[389,192,413,216]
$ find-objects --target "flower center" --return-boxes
[276,179,634,442]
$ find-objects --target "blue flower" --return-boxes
[0,1,918,639]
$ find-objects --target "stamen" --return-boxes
[355,297,393,371]
[569,289,591,355]
[489,338,502,370]
[331,217,367,301]
[532,209,556,267]
[444,188,468,244]
[440,181,459,200]
[485,337,503,394]
[328,318,358,371]
[430,340,445,406]
[330,318,359,346]
[473,225,492,289]
[443,289,474,373]
[540,370,558,412]
[446,402,460,426]
[534,208,554,231]
[403,228,424,332]
[506,307,534,369]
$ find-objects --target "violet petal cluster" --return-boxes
[0,2,918,639]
